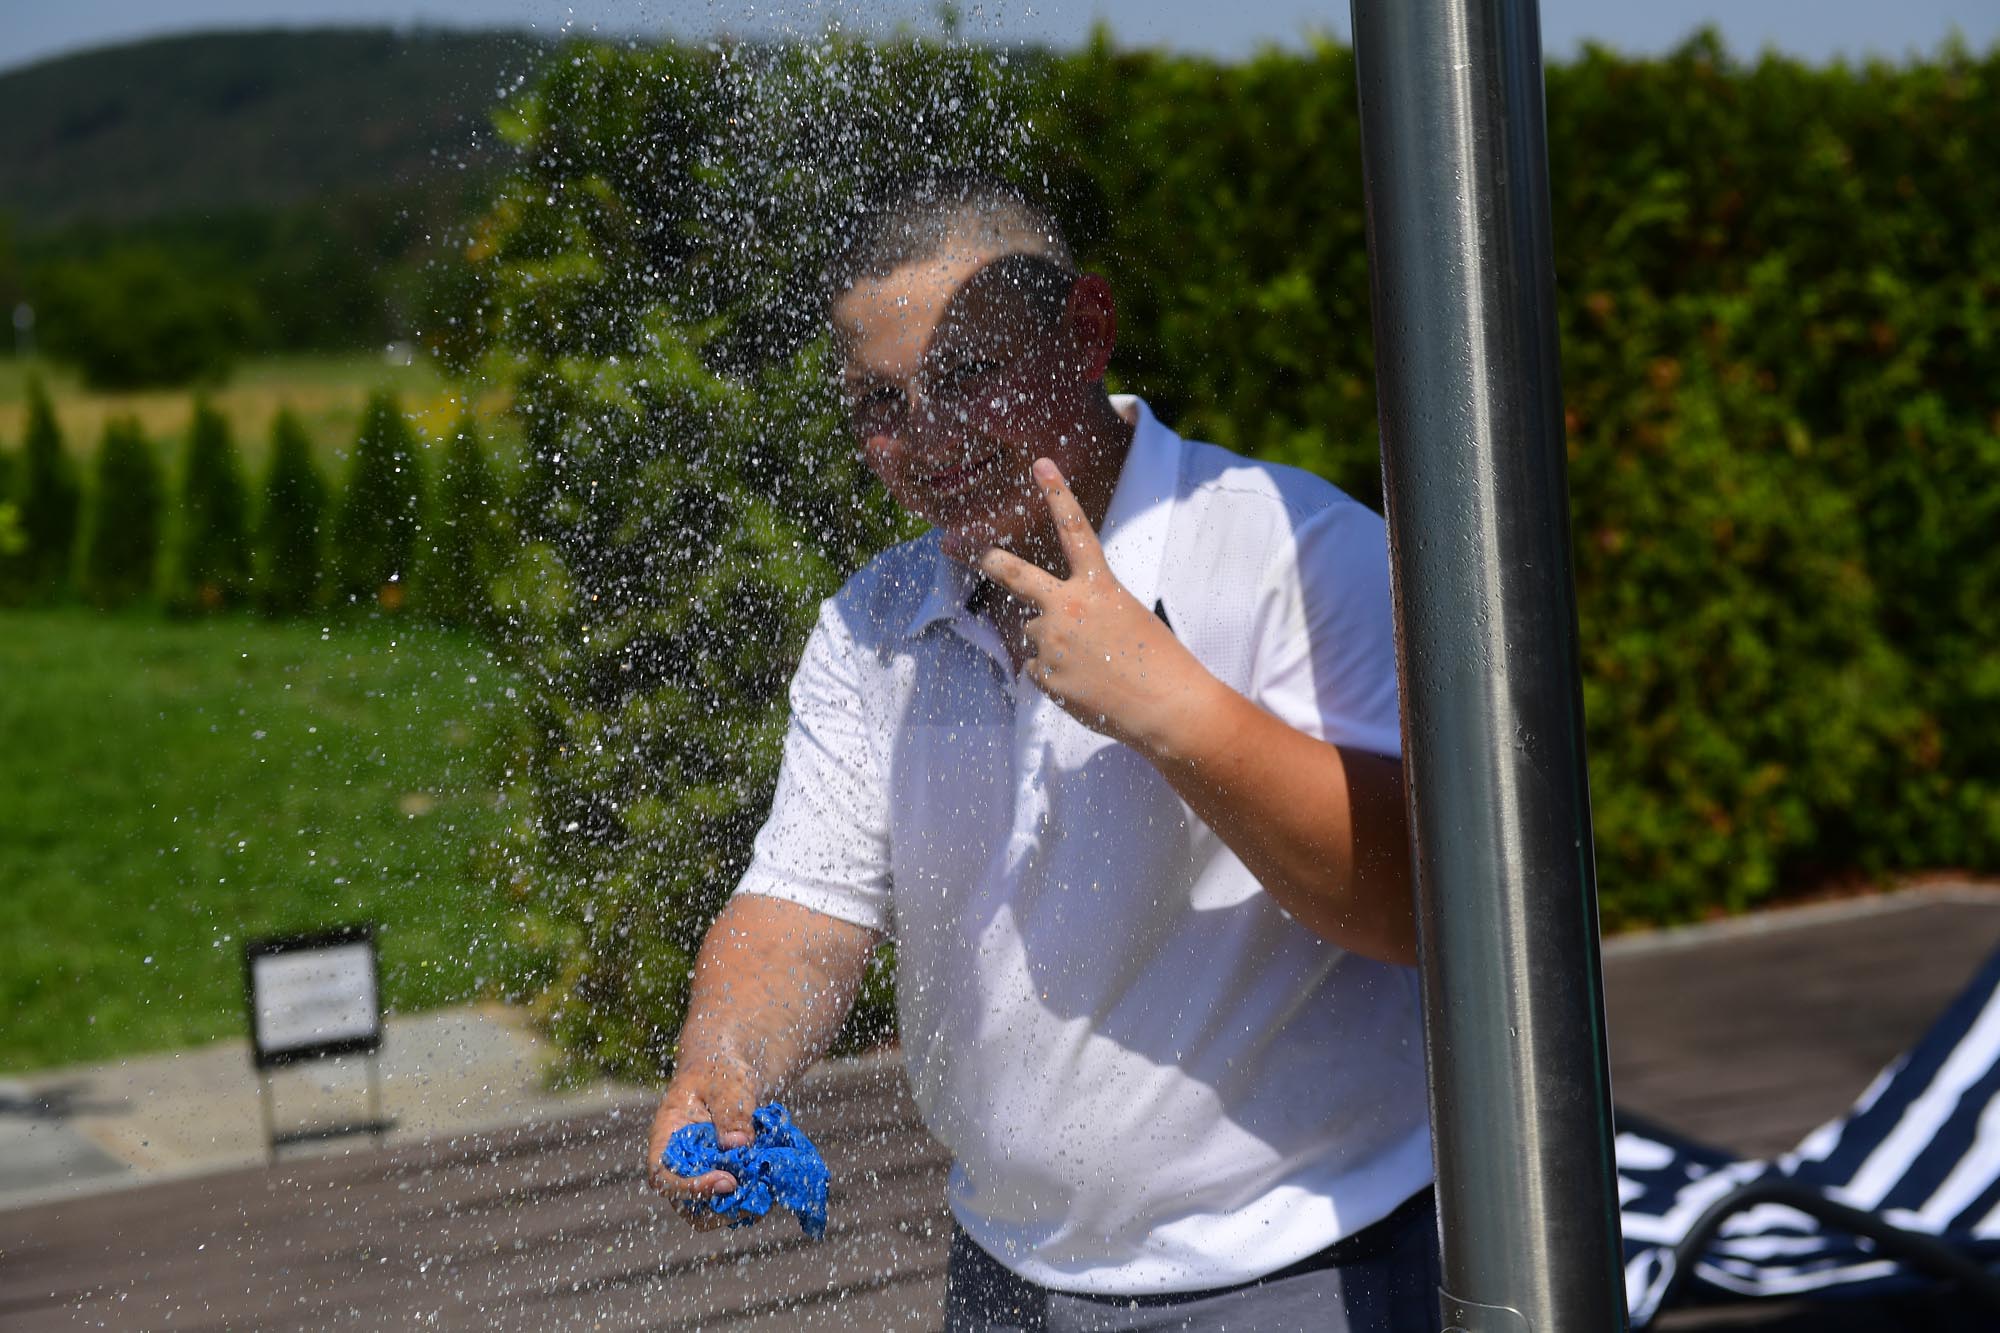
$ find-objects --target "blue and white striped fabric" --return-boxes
[1618,945,2000,1326]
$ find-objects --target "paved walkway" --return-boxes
[0,1004,642,1212]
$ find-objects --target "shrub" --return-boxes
[474,39,1005,1080]
[1,377,81,602]
[168,398,253,612]
[256,409,327,616]
[330,391,425,610]
[80,418,164,608]
[35,247,250,390]
[425,412,507,629]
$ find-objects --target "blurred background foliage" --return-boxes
[1,26,1995,1075]
[0,29,524,384]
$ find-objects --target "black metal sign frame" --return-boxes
[242,924,383,1071]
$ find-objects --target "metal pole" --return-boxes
[1346,2,1627,1330]
[368,1052,388,1146]
[258,1072,279,1164]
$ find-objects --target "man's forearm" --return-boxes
[674,894,882,1096]
[1137,676,1419,967]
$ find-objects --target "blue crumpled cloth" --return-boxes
[662,1102,829,1239]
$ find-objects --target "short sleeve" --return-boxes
[1250,501,1403,758]
[733,602,895,935]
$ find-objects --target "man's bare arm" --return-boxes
[645,894,881,1210]
[1138,685,1416,965]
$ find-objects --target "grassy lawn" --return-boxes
[0,608,544,1073]
[0,352,519,473]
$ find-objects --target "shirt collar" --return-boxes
[902,394,1183,639]
[904,532,979,638]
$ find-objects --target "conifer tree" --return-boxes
[0,449,18,561]
[3,377,81,601]
[169,397,252,612]
[257,409,326,616]
[330,391,425,610]
[80,418,163,608]
[427,412,507,629]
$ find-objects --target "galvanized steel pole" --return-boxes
[1347,2,1628,1329]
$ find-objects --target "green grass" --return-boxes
[0,608,544,1073]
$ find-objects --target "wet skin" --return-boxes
[647,246,1419,1222]
[834,244,1132,577]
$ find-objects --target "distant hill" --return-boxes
[0,28,552,231]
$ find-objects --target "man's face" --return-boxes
[834,249,1080,559]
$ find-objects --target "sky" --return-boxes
[3,0,1997,73]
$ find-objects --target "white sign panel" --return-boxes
[251,942,378,1056]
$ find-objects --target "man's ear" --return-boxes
[1064,274,1118,382]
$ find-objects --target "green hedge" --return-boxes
[465,32,1998,1075]
[1045,32,1998,921]
[1539,36,2000,916]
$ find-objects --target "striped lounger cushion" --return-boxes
[1618,945,2000,1325]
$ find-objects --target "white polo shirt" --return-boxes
[737,396,1432,1294]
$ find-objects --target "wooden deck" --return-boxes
[3,888,1997,1331]
[1602,890,2000,1160]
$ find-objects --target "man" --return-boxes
[647,175,1439,1331]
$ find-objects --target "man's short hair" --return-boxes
[830,172,1077,312]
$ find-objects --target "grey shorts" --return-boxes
[943,1189,1443,1333]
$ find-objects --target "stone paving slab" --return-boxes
[0,1004,642,1212]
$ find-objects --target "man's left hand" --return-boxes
[980,460,1418,963]
[977,459,1218,754]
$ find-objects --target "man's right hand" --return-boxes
[646,1054,760,1230]
[640,893,882,1232]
